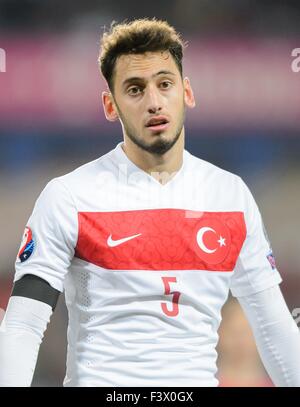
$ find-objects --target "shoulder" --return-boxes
[58,148,115,186]
[44,148,116,196]
[184,150,255,212]
[185,149,244,188]
[33,148,115,213]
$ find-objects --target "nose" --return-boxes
[145,84,162,114]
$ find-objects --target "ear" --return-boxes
[102,91,119,122]
[183,77,196,109]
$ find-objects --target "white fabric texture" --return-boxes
[238,285,300,387]
[14,178,78,293]
[229,179,282,297]
[12,142,283,386]
[0,296,52,387]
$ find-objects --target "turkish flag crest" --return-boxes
[192,217,231,265]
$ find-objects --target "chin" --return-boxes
[148,138,177,155]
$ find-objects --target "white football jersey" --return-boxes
[14,141,282,386]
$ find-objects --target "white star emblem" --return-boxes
[217,236,226,247]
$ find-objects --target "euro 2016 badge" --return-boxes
[267,251,276,270]
[16,226,35,263]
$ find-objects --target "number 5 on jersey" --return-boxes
[161,276,181,317]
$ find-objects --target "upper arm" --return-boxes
[11,274,61,311]
[14,178,78,293]
[230,179,282,298]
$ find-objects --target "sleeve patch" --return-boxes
[266,251,276,270]
[16,226,35,263]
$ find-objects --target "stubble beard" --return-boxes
[116,102,186,156]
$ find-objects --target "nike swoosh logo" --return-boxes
[107,233,142,247]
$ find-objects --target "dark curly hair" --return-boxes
[98,18,186,92]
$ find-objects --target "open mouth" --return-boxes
[145,117,169,131]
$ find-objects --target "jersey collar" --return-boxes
[111,141,189,188]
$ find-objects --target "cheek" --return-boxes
[121,105,143,129]
[171,94,185,117]
[117,101,136,122]
[170,86,184,103]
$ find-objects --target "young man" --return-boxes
[0,18,299,387]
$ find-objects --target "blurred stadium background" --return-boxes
[0,0,299,386]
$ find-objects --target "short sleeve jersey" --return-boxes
[14,142,282,386]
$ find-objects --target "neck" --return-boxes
[122,131,185,185]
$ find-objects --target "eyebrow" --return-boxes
[122,70,176,88]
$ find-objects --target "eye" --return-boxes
[160,81,172,89]
[127,86,143,96]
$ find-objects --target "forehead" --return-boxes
[114,51,179,83]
